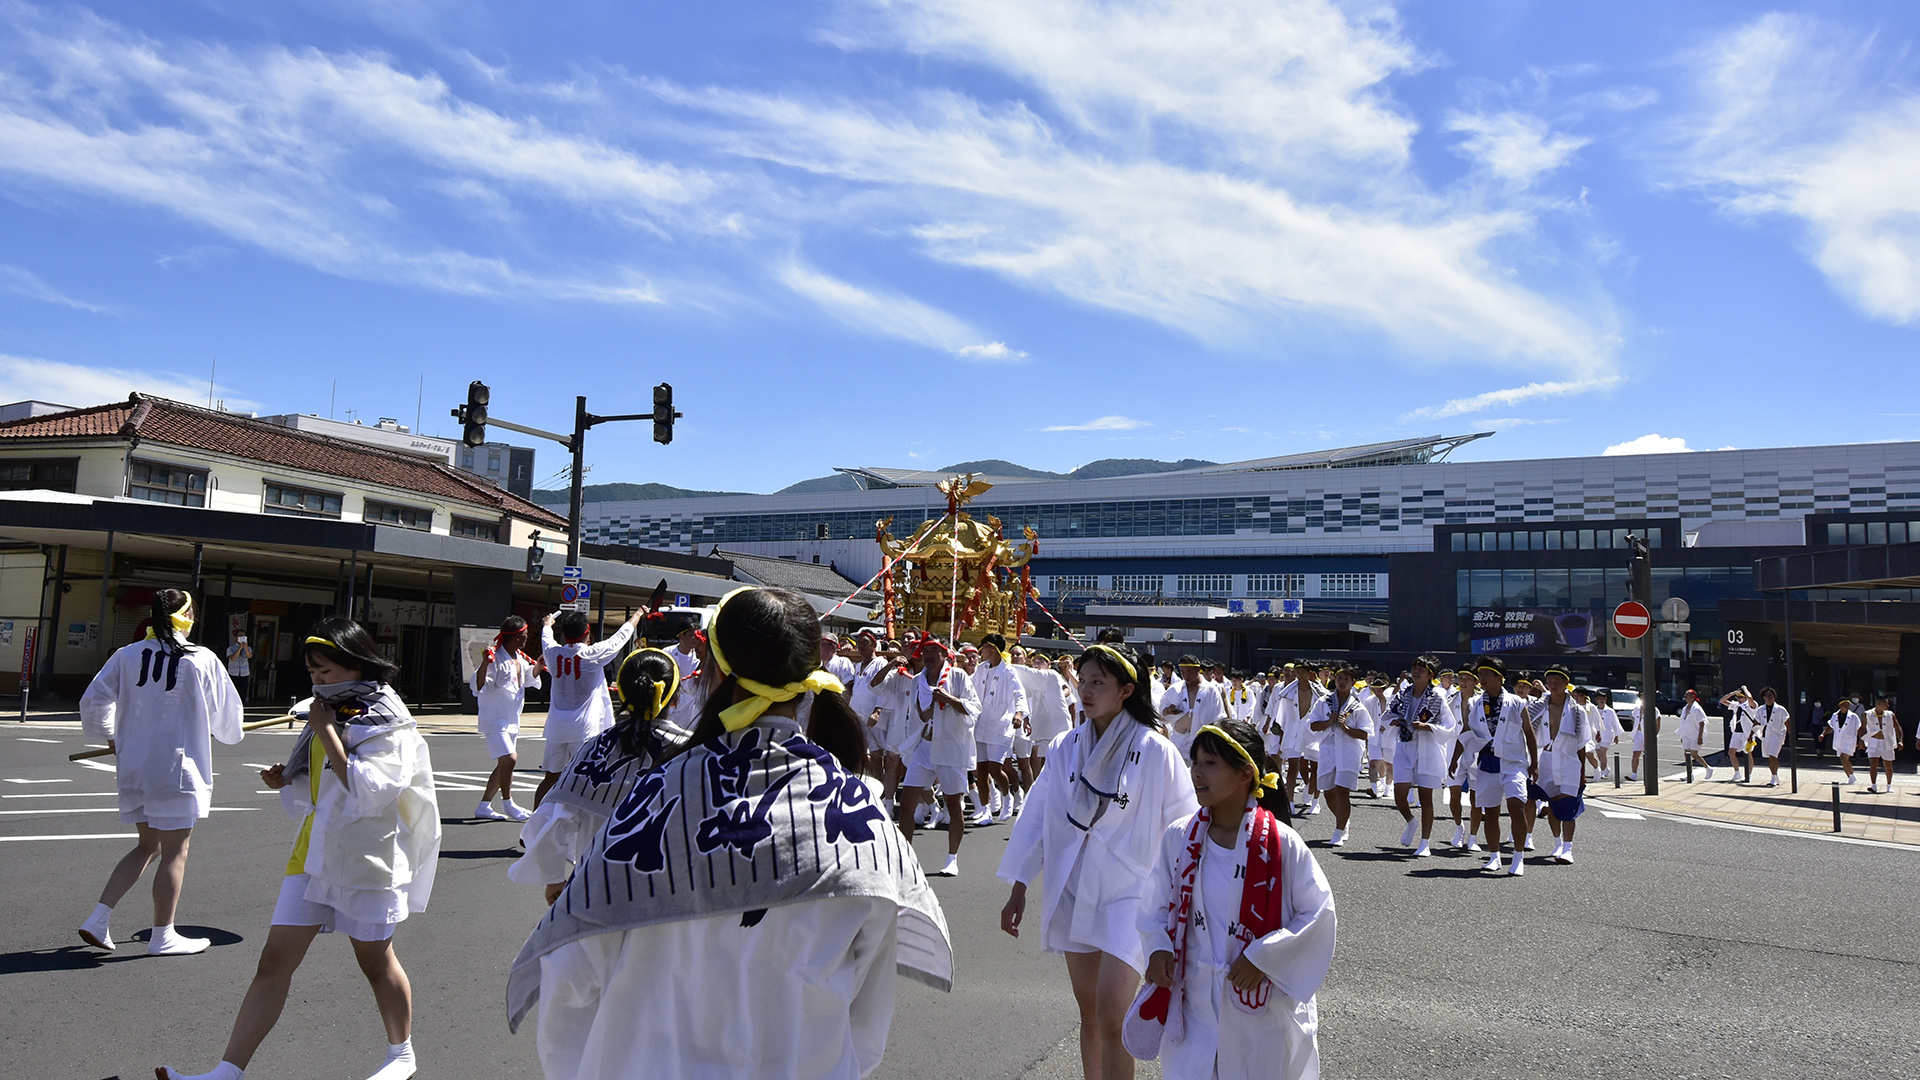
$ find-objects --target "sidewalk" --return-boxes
[1592,757,1920,846]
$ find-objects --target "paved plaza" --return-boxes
[3,713,1917,1079]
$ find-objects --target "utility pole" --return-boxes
[454,382,681,567]
[1631,533,1660,796]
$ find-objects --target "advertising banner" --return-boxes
[1467,608,1603,655]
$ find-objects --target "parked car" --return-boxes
[1612,688,1641,731]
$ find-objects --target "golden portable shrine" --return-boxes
[872,474,1039,644]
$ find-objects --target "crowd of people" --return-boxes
[89,580,1807,1079]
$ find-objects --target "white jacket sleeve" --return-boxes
[1243,830,1337,1003]
[998,746,1059,887]
[583,622,636,664]
[79,648,123,740]
[203,655,245,745]
[339,731,416,817]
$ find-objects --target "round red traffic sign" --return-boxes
[1613,600,1651,639]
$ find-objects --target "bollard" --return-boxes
[1686,757,1693,783]
[1614,754,1622,789]
[1832,783,1842,833]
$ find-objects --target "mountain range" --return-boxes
[531,457,1217,505]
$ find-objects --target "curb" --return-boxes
[1585,796,1920,852]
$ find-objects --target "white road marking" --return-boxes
[76,760,117,773]
[4,778,72,785]
[243,763,278,770]
[1600,810,1645,820]
[16,737,62,744]
[0,833,139,842]
[3,792,117,799]
[0,806,256,816]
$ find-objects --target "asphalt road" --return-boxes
[3,722,1916,1079]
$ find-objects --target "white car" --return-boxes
[1611,688,1641,731]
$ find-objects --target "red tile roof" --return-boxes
[0,395,569,529]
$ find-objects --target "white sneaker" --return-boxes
[79,904,114,951]
[1413,840,1431,858]
[930,805,949,827]
[1399,819,1420,847]
[1625,772,1640,782]
[1467,839,1483,853]
[1508,855,1525,877]
[1482,852,1503,872]
[1867,785,1878,794]
[147,925,211,956]
[937,854,959,877]
[1523,836,1535,852]
[1559,845,1575,864]
[1450,825,1467,849]
[1767,777,1780,787]
[1846,775,1858,785]
[474,802,507,821]
[1326,828,1347,847]
[1702,767,1714,781]
[970,810,994,827]
[501,801,532,822]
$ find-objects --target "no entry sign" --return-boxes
[1613,600,1651,639]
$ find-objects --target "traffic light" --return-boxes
[526,531,544,582]
[652,382,681,445]
[456,381,490,448]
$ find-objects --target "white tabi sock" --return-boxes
[80,902,114,949]
[158,1061,244,1080]
[363,1039,415,1080]
[148,923,211,956]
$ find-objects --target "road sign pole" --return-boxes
[568,395,587,568]
[1633,537,1659,796]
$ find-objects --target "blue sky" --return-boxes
[1,0,1916,493]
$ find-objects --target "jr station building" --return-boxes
[563,433,1920,710]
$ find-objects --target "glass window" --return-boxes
[1531,531,1546,550]
[1247,573,1305,597]
[1319,573,1378,598]
[1536,568,1571,608]
[450,516,499,541]
[1450,533,1465,552]
[1176,574,1232,597]
[1545,530,1561,550]
[1571,569,1607,609]
[1481,531,1497,551]
[127,459,208,507]
[262,481,343,518]
[1578,529,1595,550]
[1649,527,1663,548]
[1605,567,1630,606]
[1849,523,1866,545]
[1497,532,1512,551]
[1469,569,1501,608]
[1466,532,1481,552]
[1456,569,1471,609]
[1828,523,1847,545]
[1504,569,1538,607]
[1612,528,1630,548]
[1112,574,1163,595]
[1892,522,1908,545]
[365,500,432,529]
[1868,521,1887,544]
[0,457,79,492]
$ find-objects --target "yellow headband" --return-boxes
[1080,643,1137,684]
[169,607,194,635]
[619,647,683,721]
[304,635,335,649]
[1196,725,1280,798]
[707,587,845,732]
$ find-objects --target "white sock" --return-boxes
[161,1061,244,1080]
[365,1039,415,1080]
[89,902,113,924]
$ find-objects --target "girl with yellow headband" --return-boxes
[79,587,244,959]
[507,587,952,1080]
[998,640,1198,1080]
[509,647,685,903]
[1132,717,1335,1080]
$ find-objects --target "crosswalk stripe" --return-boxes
[0,833,139,842]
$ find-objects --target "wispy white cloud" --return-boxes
[956,342,1027,362]
[0,265,112,312]
[1475,416,1571,429]
[1666,13,1920,323]
[776,260,1007,356]
[1602,433,1737,456]
[1043,415,1149,432]
[0,354,254,410]
[1403,376,1621,421]
[1446,110,1590,186]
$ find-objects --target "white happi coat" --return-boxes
[972,659,1030,748]
[281,688,441,923]
[1222,682,1256,724]
[542,623,636,746]
[475,650,539,729]
[81,637,243,825]
[1000,720,1198,973]
[1678,701,1709,749]
[917,665,980,769]
[1384,685,1460,779]
[847,656,890,722]
[1538,696,1592,793]
[1754,703,1790,757]
[1307,688,1372,774]
[1160,680,1224,761]
[1827,710,1863,755]
[1018,665,1074,746]
[1863,708,1900,755]
[1141,818,1336,1080]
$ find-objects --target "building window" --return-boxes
[364,499,432,530]
[127,459,208,507]
[1048,574,1098,595]
[263,481,343,518]
[1247,573,1305,597]
[1176,573,1232,597]
[1319,573,1378,598]
[460,448,475,468]
[451,516,500,542]
[1111,574,1164,595]
[0,457,79,492]
[488,451,501,473]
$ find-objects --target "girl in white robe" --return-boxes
[473,614,543,821]
[509,587,951,1080]
[510,646,686,903]
[78,589,243,956]
[1131,719,1335,1080]
[160,618,440,1080]
[1000,642,1198,1080]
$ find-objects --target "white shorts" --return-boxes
[976,738,1013,763]
[1868,738,1895,761]
[1323,765,1362,792]
[902,758,967,795]
[1632,726,1646,752]
[272,874,396,941]
[1391,737,1421,774]
[482,720,519,758]
[1473,763,1528,808]
[122,808,199,832]
[1832,735,1858,756]
[542,738,583,773]
[1010,729,1033,756]
[119,790,202,832]
[1762,732,1787,759]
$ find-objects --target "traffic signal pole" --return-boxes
[1632,535,1660,796]
[455,384,680,568]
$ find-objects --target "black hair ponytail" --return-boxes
[151,588,194,656]
[302,616,398,684]
[614,649,683,758]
